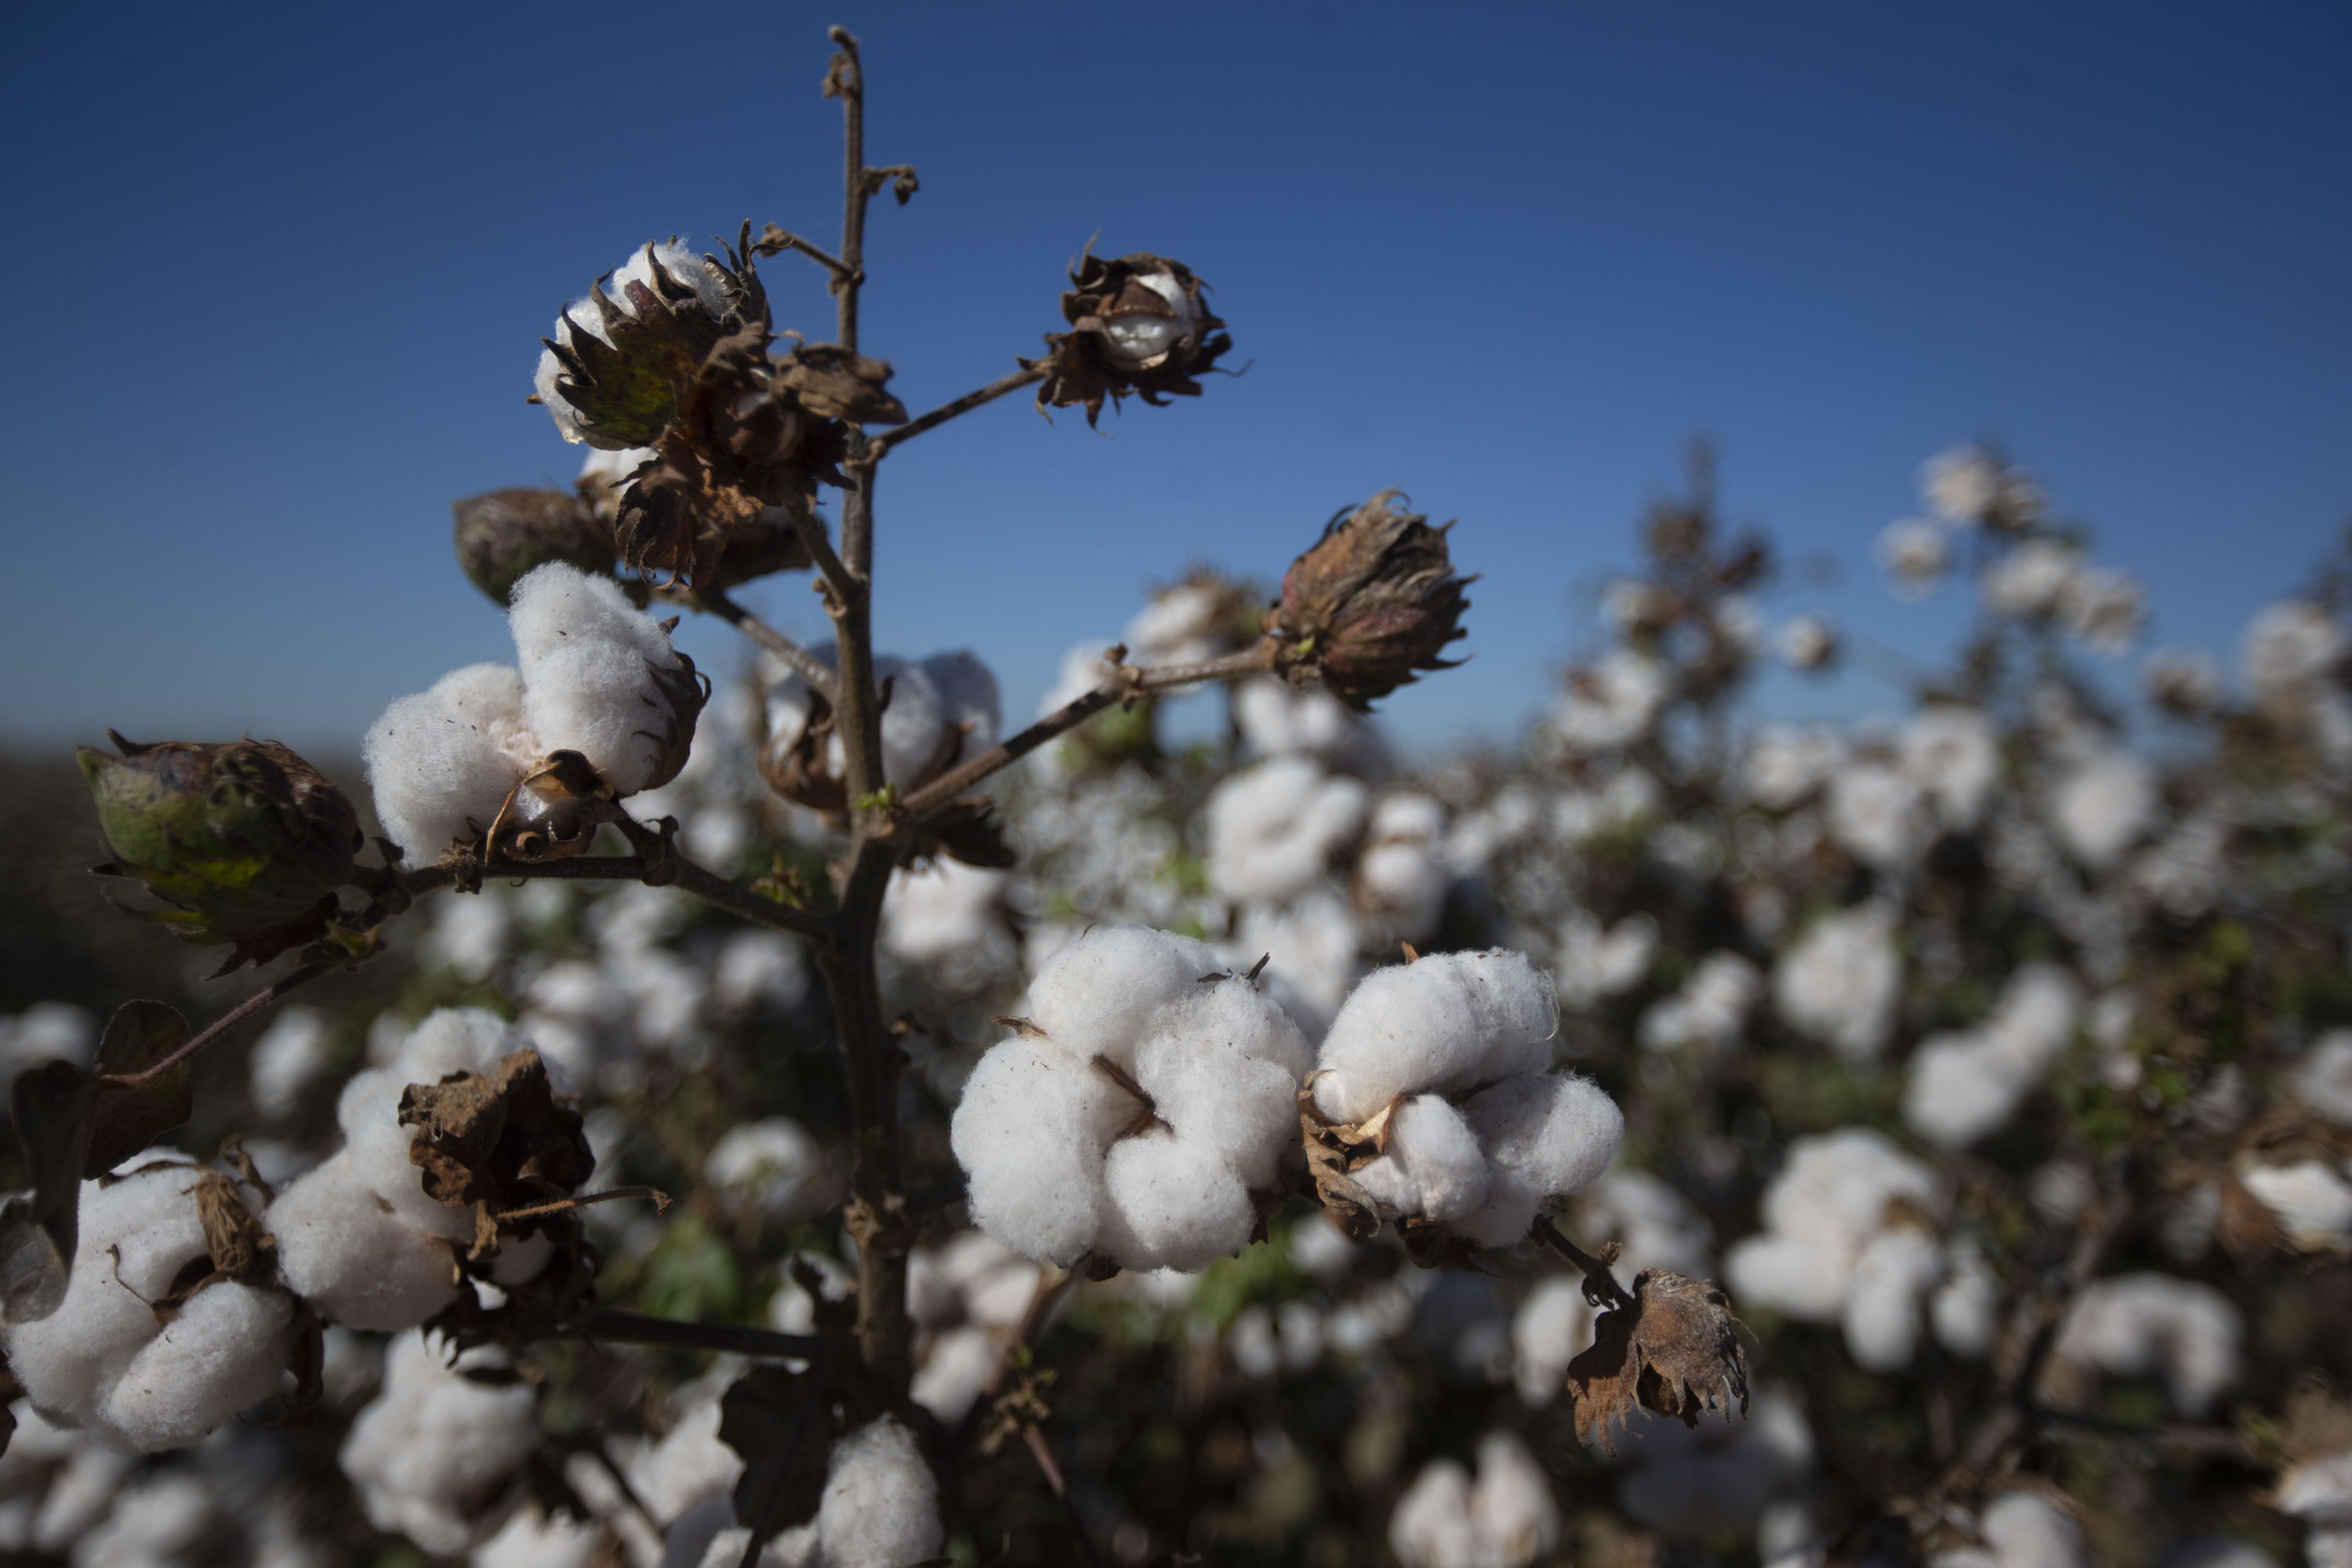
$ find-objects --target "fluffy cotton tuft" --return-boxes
[1552,652,1671,753]
[951,926,1312,1271]
[2296,1030,2352,1127]
[2053,752,2158,869]
[813,1417,944,1568]
[1773,903,1900,1061]
[340,1332,541,1556]
[1207,756,1370,906]
[1,1163,292,1453]
[508,563,691,796]
[1389,1432,1559,1568]
[706,1117,829,1221]
[1900,705,2003,831]
[768,649,1000,792]
[1639,951,1762,1062]
[1904,964,2082,1149]
[1929,1491,2089,1568]
[2047,1272,2241,1417]
[363,663,537,858]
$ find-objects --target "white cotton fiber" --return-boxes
[1463,1072,1624,1203]
[1932,1244,2002,1359]
[510,563,688,796]
[71,1472,219,1568]
[1904,964,2083,1149]
[619,1392,742,1526]
[99,1279,292,1451]
[1102,1132,1256,1273]
[1470,1432,1559,1566]
[363,665,535,858]
[1842,1227,1944,1373]
[1577,1171,1715,1284]
[340,1332,540,1557]
[1024,924,1221,1072]
[706,1118,828,1221]
[340,1008,522,1242]
[268,1152,459,1331]
[697,1526,819,1566]
[815,1417,943,1568]
[2296,1030,2352,1127]
[1512,1276,1600,1407]
[1929,1491,2088,1568]
[1389,1458,1479,1568]
[1727,1128,1946,1352]
[2239,1160,2352,1253]
[952,1036,1118,1267]
[1315,952,1555,1123]
[1773,903,1901,1062]
[2049,1272,2240,1417]
[472,1502,612,1568]
[1133,989,1311,1189]
[1354,1095,1493,1225]
[1207,754,1370,906]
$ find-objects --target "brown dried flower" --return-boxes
[1566,1269,1751,1456]
[1022,252,1231,426]
[1268,492,1473,710]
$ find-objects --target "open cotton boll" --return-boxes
[1900,705,2002,830]
[1313,950,1559,1124]
[1469,1432,1559,1567]
[1552,652,1671,753]
[1101,1131,1258,1273]
[1512,1276,1600,1406]
[1905,964,2082,1149]
[1389,1458,1480,1568]
[340,1008,525,1241]
[1929,1491,2089,1568]
[2239,1160,2352,1252]
[2048,1272,2240,1417]
[1726,1129,1938,1324]
[1207,755,1369,906]
[509,563,689,797]
[100,1279,294,1452]
[815,1417,943,1568]
[1553,913,1658,1008]
[71,1472,219,1568]
[706,1118,829,1221]
[364,665,537,858]
[881,860,1014,974]
[2053,752,2158,869]
[1124,582,1232,666]
[1743,724,1849,810]
[1022,924,1230,1071]
[1639,951,1762,1061]
[1981,539,2085,619]
[1233,676,1394,777]
[618,1392,742,1529]
[1134,987,1315,1188]
[1932,1244,2002,1359]
[951,1036,1121,1267]
[269,1152,460,1331]
[1828,762,1936,871]
[249,1006,337,1118]
[1454,1072,1625,1247]
[2242,601,2343,700]
[1358,792,1452,942]
[2294,1030,2352,1127]
[1841,1226,1945,1372]
[341,1333,541,1558]
[1773,904,1900,1062]
[471,1502,612,1568]
[1223,891,1363,1040]
[1352,1095,1493,1225]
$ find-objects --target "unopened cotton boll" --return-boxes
[1773,903,1900,1062]
[1207,755,1369,906]
[2049,1272,2240,1417]
[535,241,727,444]
[340,1332,542,1557]
[508,563,692,797]
[1552,652,1670,753]
[269,1152,460,1331]
[364,663,537,858]
[2053,752,2158,869]
[950,926,1312,1271]
[814,1417,943,1568]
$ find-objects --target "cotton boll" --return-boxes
[71,1472,219,1568]
[1982,539,2084,619]
[2237,1160,2352,1254]
[1512,1277,1600,1406]
[1841,1227,1944,1372]
[422,891,513,985]
[340,1332,541,1557]
[2062,566,2145,655]
[1101,1132,1256,1272]
[1356,1095,1493,1224]
[619,1395,743,1527]
[815,1417,942,1568]
[1358,792,1452,942]
[1878,518,1950,598]
[1828,763,1936,871]
[1469,1432,1559,1566]
[2053,752,2158,869]
[1929,1492,2089,1568]
[1900,705,2002,831]
[341,1009,524,1242]
[1773,904,1901,1062]
[509,563,690,796]
[1313,952,1554,1124]
[1742,725,1849,810]
[1552,913,1657,1008]
[1576,1171,1714,1283]
[1639,951,1762,1062]
[2280,1450,2352,1531]
[1729,1129,1938,1323]
[1932,1244,2002,1358]
[1461,1073,1624,1212]
[695,1525,820,1566]
[1207,756,1369,906]
[472,1503,612,1568]
[1124,583,1232,666]
[1025,924,1225,1071]
[881,860,1015,975]
[951,1037,1118,1266]
[2049,1272,2241,1417]
[1778,612,1838,671]
[1389,1458,1479,1568]
[1132,991,1311,1189]
[0,1002,97,1094]
[268,1152,459,1331]
[1552,652,1671,753]
[249,1005,338,1117]
[364,666,536,858]
[706,1118,828,1221]
[1232,677,1394,777]
[2241,601,2343,700]
[1224,891,1363,1040]
[911,1325,998,1423]
[711,930,809,1016]
[2297,1031,2352,1127]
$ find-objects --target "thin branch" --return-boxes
[829,27,869,352]
[1534,1216,1637,1312]
[899,640,1281,819]
[670,855,834,938]
[756,223,855,284]
[564,1308,822,1361]
[109,960,334,1088]
[696,585,839,698]
[1022,1424,1107,1568]
[778,488,860,608]
[493,1185,670,1225]
[463,848,833,938]
[864,367,1045,463]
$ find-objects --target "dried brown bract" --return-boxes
[1566,1268,1751,1456]
[485,750,622,866]
[1269,492,1473,710]
[397,1049,597,1214]
[1298,1075,1391,1242]
[1022,252,1231,426]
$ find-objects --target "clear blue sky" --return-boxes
[3,2,2346,760]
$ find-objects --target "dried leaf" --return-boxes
[191,1170,273,1283]
[87,1000,192,1176]
[2,1062,94,1323]
[1567,1269,1750,1456]
[1298,1077,1381,1241]
[397,1049,596,1212]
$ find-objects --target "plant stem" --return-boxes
[865,367,1045,463]
[898,639,1280,819]
[109,960,334,1088]
[829,27,868,353]
[565,1308,822,1361]
[696,586,838,699]
[1533,1216,1636,1312]
[757,223,855,283]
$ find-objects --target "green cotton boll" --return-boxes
[78,736,363,972]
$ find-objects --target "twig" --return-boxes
[828,27,871,352]
[564,1308,822,1361]
[1022,1424,1106,1568]
[493,1185,670,1224]
[1533,1216,1636,1311]
[697,586,839,698]
[464,848,833,938]
[778,488,862,610]
[757,223,855,285]
[110,960,335,1088]
[864,367,1046,463]
[898,640,1280,820]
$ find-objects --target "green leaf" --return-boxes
[2,1061,95,1323]
[86,1000,192,1175]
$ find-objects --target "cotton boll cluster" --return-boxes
[1388,1432,1559,1568]
[1639,951,1762,1062]
[1726,1129,1973,1370]
[1929,1492,2089,1568]
[1827,762,1936,872]
[1609,1387,1814,1539]
[1313,951,1624,1247]
[907,1231,1044,1421]
[340,1331,543,1556]
[268,1008,564,1331]
[2044,1272,2241,1417]
[706,1117,833,1222]
[1904,964,2082,1149]
[1900,705,2004,832]
[952,925,1312,1271]
[1773,903,1900,1061]
[365,564,697,858]
[695,1417,941,1568]
[1123,579,1237,667]
[1743,726,1850,811]
[1552,652,1671,753]
[1207,756,1370,906]
[1356,792,1453,943]
[1,1162,291,1453]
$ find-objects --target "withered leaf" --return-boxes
[87,1000,193,1177]
[191,1170,274,1283]
[1567,1269,1751,1456]
[720,1338,862,1567]
[2,1061,95,1323]
[398,1049,595,1212]
[1298,1078,1381,1241]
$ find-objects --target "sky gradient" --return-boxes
[3,2,2347,759]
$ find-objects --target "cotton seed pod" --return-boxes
[81,735,361,973]
[1021,252,1231,426]
[451,488,618,607]
[1269,492,1474,710]
[536,240,746,452]
[485,750,620,865]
